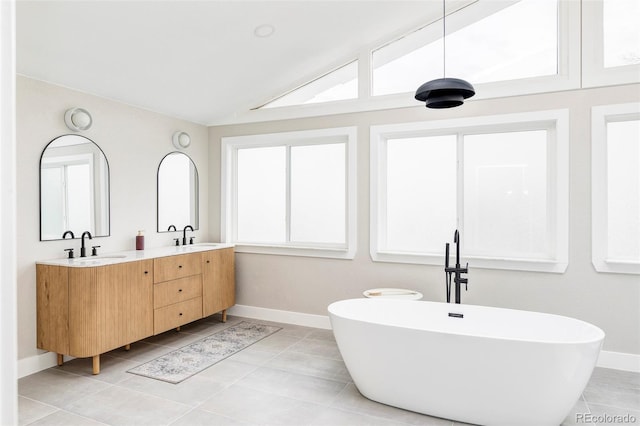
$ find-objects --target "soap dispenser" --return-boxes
[136,230,145,250]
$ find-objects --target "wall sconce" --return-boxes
[64,107,93,131]
[172,131,191,149]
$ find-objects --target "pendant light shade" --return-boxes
[415,0,475,109]
[415,77,475,109]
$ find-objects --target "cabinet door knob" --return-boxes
[144,271,149,274]
[206,260,210,264]
[178,265,183,269]
[178,289,183,292]
[179,312,183,316]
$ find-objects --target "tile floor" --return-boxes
[19,315,640,425]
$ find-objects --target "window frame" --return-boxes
[370,110,569,273]
[592,102,640,275]
[582,0,640,88]
[232,0,581,125]
[370,0,581,100]
[221,127,357,259]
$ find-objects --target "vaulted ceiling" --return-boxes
[17,0,450,125]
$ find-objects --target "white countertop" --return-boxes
[36,243,235,267]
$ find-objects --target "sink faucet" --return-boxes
[182,225,194,245]
[167,224,177,231]
[444,229,468,304]
[62,230,75,239]
[80,231,93,257]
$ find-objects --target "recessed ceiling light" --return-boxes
[254,24,275,38]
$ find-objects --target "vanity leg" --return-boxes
[124,344,131,351]
[92,355,100,375]
[176,326,181,332]
[221,310,227,323]
[56,353,64,366]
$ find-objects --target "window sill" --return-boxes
[592,259,640,275]
[233,244,355,260]
[371,251,568,273]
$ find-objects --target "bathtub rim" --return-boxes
[328,298,605,346]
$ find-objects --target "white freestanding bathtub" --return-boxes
[328,298,604,426]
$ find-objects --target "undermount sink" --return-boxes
[176,243,223,252]
[72,255,129,266]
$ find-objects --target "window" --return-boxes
[463,131,549,260]
[383,135,457,253]
[235,1,636,124]
[372,0,570,97]
[583,0,640,87]
[257,61,358,109]
[592,103,640,274]
[602,0,640,68]
[371,110,569,272]
[222,127,357,259]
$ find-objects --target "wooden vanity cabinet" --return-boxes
[36,247,235,375]
[37,259,153,374]
[153,254,203,334]
[36,265,70,356]
[68,260,154,357]
[202,247,235,321]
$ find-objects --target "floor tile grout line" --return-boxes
[324,388,454,426]
[66,379,193,418]
[29,366,121,390]
[233,367,351,408]
[584,399,640,413]
[51,408,112,426]
[579,393,593,415]
[166,405,202,426]
[16,395,61,426]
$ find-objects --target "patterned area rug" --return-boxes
[127,321,281,384]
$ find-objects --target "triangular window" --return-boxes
[258,61,358,109]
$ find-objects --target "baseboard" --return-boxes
[19,306,639,378]
[597,350,640,372]
[227,304,332,330]
[18,352,62,379]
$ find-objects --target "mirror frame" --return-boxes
[39,134,111,241]
[156,151,199,233]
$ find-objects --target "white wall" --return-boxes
[16,76,209,373]
[209,84,640,358]
[15,76,640,376]
[1,0,17,423]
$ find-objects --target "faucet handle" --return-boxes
[174,238,180,246]
[189,236,195,245]
[64,248,74,259]
[91,245,101,256]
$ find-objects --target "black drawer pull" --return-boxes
[179,312,183,316]
[144,271,148,274]
[206,260,210,264]
[178,265,183,269]
[178,289,183,292]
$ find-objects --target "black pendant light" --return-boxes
[415,0,475,109]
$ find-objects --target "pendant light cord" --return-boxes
[442,0,446,78]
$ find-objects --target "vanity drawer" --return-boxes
[154,297,203,334]
[154,253,202,283]
[154,275,202,309]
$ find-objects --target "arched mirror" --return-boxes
[157,152,199,232]
[40,135,110,241]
